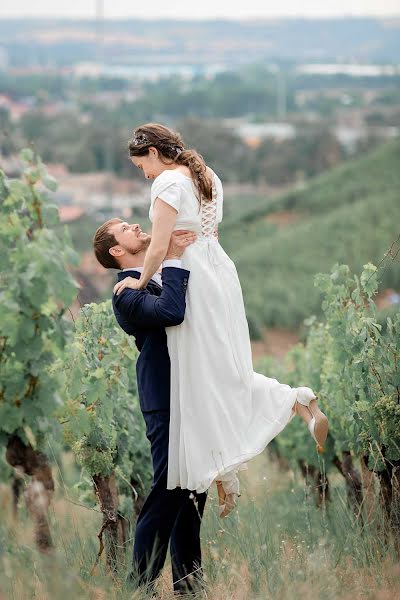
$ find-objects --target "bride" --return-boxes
[114,123,328,517]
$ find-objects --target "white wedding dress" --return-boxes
[149,168,316,498]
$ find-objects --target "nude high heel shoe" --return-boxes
[295,387,329,453]
[216,480,239,518]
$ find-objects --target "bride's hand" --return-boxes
[113,276,144,296]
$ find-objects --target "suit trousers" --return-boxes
[132,409,208,595]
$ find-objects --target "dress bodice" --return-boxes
[149,168,223,238]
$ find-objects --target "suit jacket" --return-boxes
[112,267,190,412]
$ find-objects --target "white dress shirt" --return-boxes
[121,259,182,287]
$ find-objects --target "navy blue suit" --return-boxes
[112,267,208,595]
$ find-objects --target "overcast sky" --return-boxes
[0,0,399,20]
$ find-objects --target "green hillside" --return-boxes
[219,139,400,338]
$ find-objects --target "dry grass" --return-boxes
[1,452,399,600]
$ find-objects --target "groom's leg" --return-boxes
[131,410,191,589]
[132,474,188,589]
[170,489,208,595]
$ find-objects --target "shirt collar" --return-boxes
[121,266,162,287]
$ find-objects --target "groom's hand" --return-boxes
[165,230,197,260]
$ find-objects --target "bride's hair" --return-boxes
[128,123,213,203]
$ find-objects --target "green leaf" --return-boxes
[43,175,58,192]
[19,148,34,163]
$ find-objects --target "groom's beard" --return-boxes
[126,235,151,256]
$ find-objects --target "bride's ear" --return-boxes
[149,146,159,159]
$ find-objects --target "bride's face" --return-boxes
[131,147,165,180]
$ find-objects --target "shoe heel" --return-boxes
[308,416,325,453]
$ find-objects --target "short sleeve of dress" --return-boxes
[151,171,182,213]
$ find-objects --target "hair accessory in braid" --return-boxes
[132,132,149,146]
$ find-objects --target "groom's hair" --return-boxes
[93,218,123,269]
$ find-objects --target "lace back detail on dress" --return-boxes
[201,172,218,238]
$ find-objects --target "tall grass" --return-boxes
[1,452,399,599]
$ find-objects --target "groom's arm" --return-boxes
[113,266,190,329]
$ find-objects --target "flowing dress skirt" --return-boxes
[166,237,299,494]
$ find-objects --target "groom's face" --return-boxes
[109,220,151,257]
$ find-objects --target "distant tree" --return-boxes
[0,108,19,157]
[257,128,344,185]
[176,117,250,182]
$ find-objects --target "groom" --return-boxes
[93,218,208,596]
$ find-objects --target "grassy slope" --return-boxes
[223,138,400,225]
[219,139,400,336]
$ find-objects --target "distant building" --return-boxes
[334,126,366,153]
[58,206,85,223]
[72,61,228,82]
[74,62,103,78]
[233,122,296,147]
[0,95,32,122]
[297,63,400,77]
[52,171,147,214]
[46,163,69,179]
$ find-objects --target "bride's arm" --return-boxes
[136,198,178,289]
